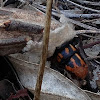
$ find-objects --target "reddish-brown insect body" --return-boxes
[56,44,88,79]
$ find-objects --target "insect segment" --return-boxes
[57,44,76,63]
[56,44,88,79]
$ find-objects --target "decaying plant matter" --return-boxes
[0,0,100,99]
[31,0,100,93]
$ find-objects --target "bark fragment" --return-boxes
[4,20,44,34]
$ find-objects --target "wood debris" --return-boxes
[0,0,100,100]
[30,0,100,93]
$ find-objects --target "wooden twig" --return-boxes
[0,0,3,7]
[85,56,100,60]
[67,18,99,30]
[83,40,100,49]
[33,3,100,19]
[79,34,97,39]
[59,0,100,13]
[83,1,100,6]
[94,60,100,65]
[81,18,100,23]
[34,0,53,100]
[3,20,44,34]
[32,4,99,30]
[32,3,60,17]
[37,4,100,19]
[76,30,100,34]
[62,13,100,19]
[72,0,100,6]
[0,36,28,46]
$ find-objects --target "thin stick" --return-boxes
[59,0,100,13]
[3,20,44,34]
[34,0,53,100]
[85,56,100,60]
[67,18,99,30]
[32,4,100,30]
[33,3,100,19]
[83,40,100,49]
[71,0,100,6]
[76,30,100,34]
[1,0,3,7]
